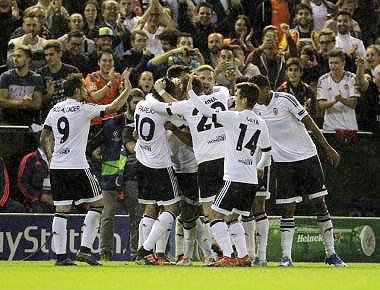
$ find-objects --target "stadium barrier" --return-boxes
[0,214,379,262]
[0,213,131,261]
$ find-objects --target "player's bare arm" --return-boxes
[154,78,177,102]
[40,126,55,162]
[105,78,130,114]
[302,115,340,167]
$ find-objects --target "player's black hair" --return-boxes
[250,74,271,90]
[152,77,177,101]
[236,82,260,109]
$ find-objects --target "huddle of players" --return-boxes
[133,64,346,267]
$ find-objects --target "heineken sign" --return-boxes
[267,217,380,262]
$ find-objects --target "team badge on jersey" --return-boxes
[344,84,349,91]
[273,108,278,115]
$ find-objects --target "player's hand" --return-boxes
[355,57,365,67]
[257,168,264,179]
[326,147,340,168]
[164,121,175,131]
[154,78,166,92]
[280,23,290,34]
[335,93,343,102]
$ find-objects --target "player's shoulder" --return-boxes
[318,72,331,82]
[273,91,299,107]
[212,85,230,98]
[343,71,356,81]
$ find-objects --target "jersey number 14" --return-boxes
[236,123,261,156]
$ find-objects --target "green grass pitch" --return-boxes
[1,261,379,290]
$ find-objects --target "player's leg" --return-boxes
[226,215,250,265]
[252,166,271,266]
[50,169,75,266]
[279,203,296,266]
[74,168,104,265]
[137,167,181,264]
[177,202,197,265]
[53,205,74,266]
[274,161,301,267]
[99,190,118,260]
[306,155,346,267]
[252,196,268,266]
[311,196,346,267]
[241,214,255,260]
[140,204,158,248]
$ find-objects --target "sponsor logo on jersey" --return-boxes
[58,148,70,155]
[238,158,254,165]
[139,144,152,151]
[207,134,225,144]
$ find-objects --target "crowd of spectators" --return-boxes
[0,0,380,218]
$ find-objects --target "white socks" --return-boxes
[318,212,335,256]
[228,221,248,258]
[175,218,184,258]
[139,215,155,248]
[241,215,256,258]
[155,227,170,254]
[183,217,197,258]
[195,218,213,257]
[255,213,269,260]
[280,217,295,259]
[52,214,68,255]
[143,211,175,251]
[81,210,101,250]
[210,220,233,257]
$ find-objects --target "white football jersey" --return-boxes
[134,97,172,168]
[213,110,271,184]
[44,98,107,169]
[254,91,317,162]
[317,71,359,131]
[166,116,198,174]
[147,86,229,164]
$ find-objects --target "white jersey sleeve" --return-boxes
[281,93,309,121]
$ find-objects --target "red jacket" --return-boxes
[0,158,10,208]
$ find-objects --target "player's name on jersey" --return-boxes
[204,96,218,104]
[53,105,80,113]
[138,105,155,114]
[246,117,259,125]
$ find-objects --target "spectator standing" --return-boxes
[0,0,22,65]
[323,0,361,39]
[83,0,100,39]
[58,13,96,56]
[8,14,47,71]
[204,33,224,68]
[278,57,318,120]
[37,40,79,123]
[135,0,176,56]
[335,11,365,59]
[0,45,43,125]
[303,0,336,32]
[61,31,91,76]
[317,48,359,131]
